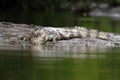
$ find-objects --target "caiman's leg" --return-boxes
[53,32,59,43]
[53,36,57,42]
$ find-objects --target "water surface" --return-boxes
[0,10,120,80]
[0,46,120,80]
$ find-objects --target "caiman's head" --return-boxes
[30,29,48,45]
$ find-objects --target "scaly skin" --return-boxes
[30,26,109,45]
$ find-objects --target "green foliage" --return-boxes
[0,0,120,11]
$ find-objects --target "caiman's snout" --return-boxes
[31,42,38,45]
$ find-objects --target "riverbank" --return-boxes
[0,22,37,47]
[0,22,120,49]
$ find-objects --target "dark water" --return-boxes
[0,11,76,26]
[0,46,120,80]
[1,11,120,33]
[0,11,120,80]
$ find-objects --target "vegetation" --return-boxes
[0,0,120,12]
[0,0,120,33]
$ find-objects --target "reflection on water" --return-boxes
[30,45,112,58]
[0,11,76,27]
[0,10,120,80]
[0,50,33,80]
[0,46,120,80]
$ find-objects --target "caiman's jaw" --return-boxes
[30,37,46,45]
[30,33,47,45]
[31,41,38,45]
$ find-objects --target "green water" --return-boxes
[0,11,120,80]
[1,11,120,33]
[0,46,120,80]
